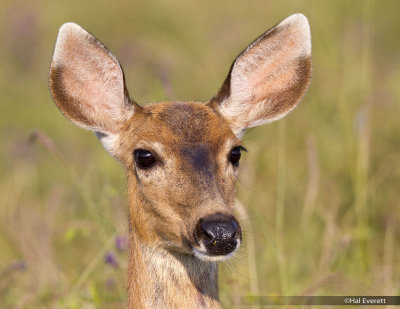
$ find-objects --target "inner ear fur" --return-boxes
[49,23,137,134]
[210,14,312,136]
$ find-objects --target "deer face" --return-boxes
[49,14,311,262]
[112,101,242,261]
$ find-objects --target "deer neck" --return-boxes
[126,183,220,308]
[127,231,220,308]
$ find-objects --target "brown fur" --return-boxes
[49,14,312,308]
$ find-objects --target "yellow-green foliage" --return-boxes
[1,0,399,308]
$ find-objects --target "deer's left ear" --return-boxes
[49,23,137,135]
[210,14,312,137]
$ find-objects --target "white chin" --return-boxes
[192,242,240,262]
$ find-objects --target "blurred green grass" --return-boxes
[1,0,399,307]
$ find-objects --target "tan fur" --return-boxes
[49,14,312,308]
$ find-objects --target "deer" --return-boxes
[49,13,311,308]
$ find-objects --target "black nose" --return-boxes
[195,214,241,256]
[200,217,238,240]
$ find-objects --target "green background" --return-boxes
[1,0,399,307]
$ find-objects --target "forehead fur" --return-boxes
[116,101,239,166]
[138,101,236,145]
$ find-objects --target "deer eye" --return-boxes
[229,146,244,167]
[134,149,155,169]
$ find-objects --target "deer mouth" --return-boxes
[192,213,242,262]
[192,240,241,262]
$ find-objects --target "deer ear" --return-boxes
[210,14,312,137]
[49,23,138,135]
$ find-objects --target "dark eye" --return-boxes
[134,149,155,169]
[229,146,243,167]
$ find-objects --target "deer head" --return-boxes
[49,13,311,307]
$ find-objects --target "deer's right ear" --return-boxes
[49,23,139,136]
[210,14,312,137]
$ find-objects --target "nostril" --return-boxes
[200,220,216,240]
[230,220,238,237]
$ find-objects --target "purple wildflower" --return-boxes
[105,251,118,268]
[115,235,128,251]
